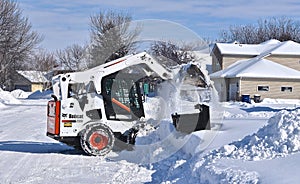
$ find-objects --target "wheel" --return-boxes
[80,123,115,156]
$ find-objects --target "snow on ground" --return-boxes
[0,98,154,184]
[1,89,300,183]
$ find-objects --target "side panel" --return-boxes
[59,98,86,137]
[47,101,60,135]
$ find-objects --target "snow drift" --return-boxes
[226,109,300,160]
[192,108,300,183]
[11,89,31,99]
[0,88,21,105]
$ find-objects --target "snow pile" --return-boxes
[27,89,53,99]
[11,89,31,99]
[0,88,21,105]
[227,109,300,160]
[192,108,300,183]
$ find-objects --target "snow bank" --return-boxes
[0,88,51,107]
[228,109,300,160]
[192,108,300,183]
[0,88,21,105]
[11,89,31,99]
[27,90,53,99]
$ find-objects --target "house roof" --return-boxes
[214,42,262,55]
[269,41,300,55]
[213,39,300,56]
[210,57,300,79]
[17,71,49,83]
[259,39,281,45]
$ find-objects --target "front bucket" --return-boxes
[171,104,210,133]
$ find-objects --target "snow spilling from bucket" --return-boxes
[158,62,214,115]
[112,62,217,164]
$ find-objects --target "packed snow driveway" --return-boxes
[0,100,153,184]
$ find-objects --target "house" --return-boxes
[210,39,300,101]
[211,39,300,73]
[12,71,49,92]
[210,57,300,101]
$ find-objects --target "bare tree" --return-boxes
[27,49,57,72]
[0,0,41,90]
[150,41,198,66]
[56,44,89,71]
[220,17,300,44]
[89,11,140,67]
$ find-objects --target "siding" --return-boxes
[266,55,300,71]
[31,83,44,92]
[211,47,223,72]
[240,78,300,99]
[223,55,254,69]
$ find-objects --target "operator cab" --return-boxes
[101,72,145,121]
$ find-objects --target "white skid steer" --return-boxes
[46,52,211,156]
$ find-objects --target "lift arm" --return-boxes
[61,52,173,95]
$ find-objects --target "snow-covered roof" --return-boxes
[269,41,300,55]
[259,39,281,45]
[210,57,300,79]
[17,70,49,83]
[214,43,262,55]
[214,39,300,56]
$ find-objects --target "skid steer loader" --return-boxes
[46,52,210,156]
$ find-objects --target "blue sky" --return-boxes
[18,0,300,51]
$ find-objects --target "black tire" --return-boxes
[80,122,115,156]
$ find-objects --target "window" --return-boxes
[281,86,293,92]
[68,83,85,98]
[101,74,145,121]
[258,86,269,92]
